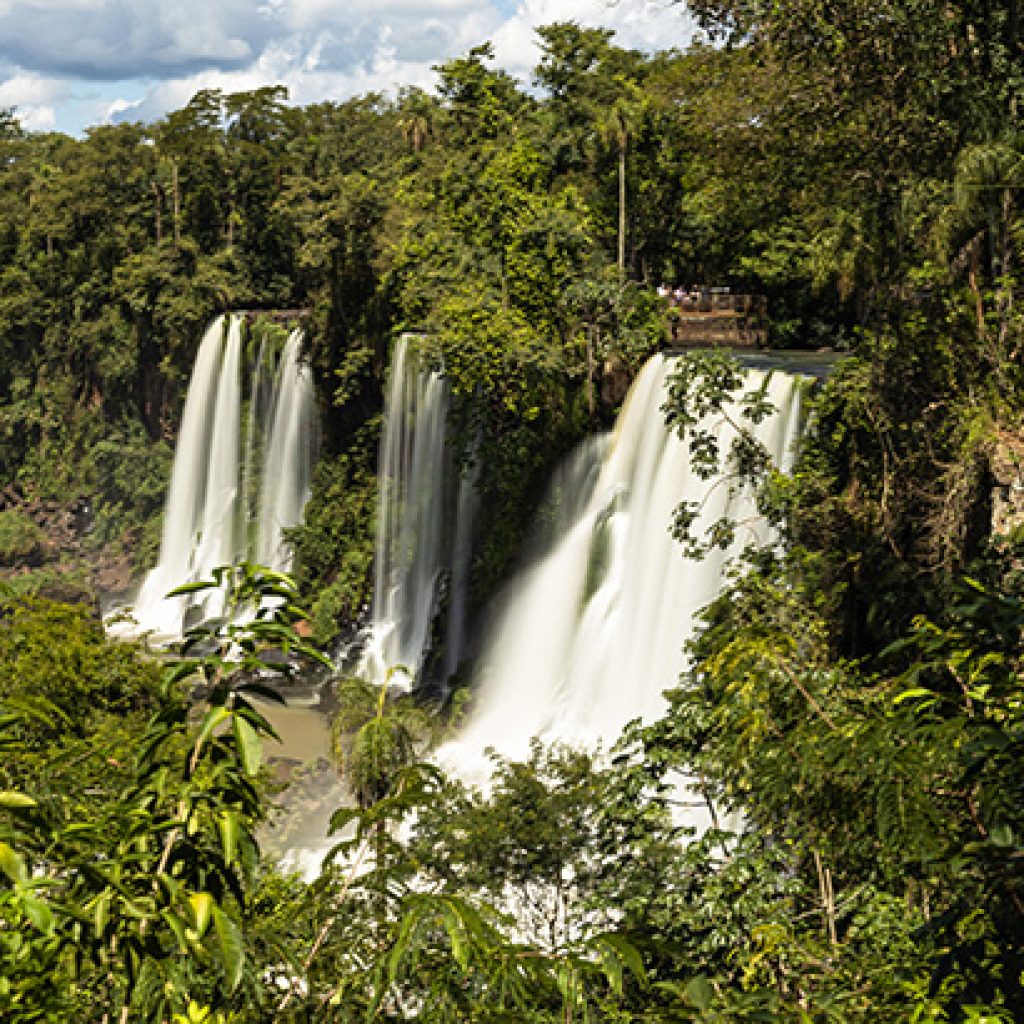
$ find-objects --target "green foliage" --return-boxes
[283,751,650,1023]
[88,423,173,565]
[1,6,1023,1020]
[0,510,47,566]
[287,439,377,646]
[0,566,94,605]
[642,554,1024,1019]
[410,739,687,951]
[0,596,161,752]
[661,349,797,559]
[0,565,328,1021]
[331,675,439,807]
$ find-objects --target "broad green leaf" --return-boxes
[597,945,623,996]
[233,715,262,776]
[23,894,53,934]
[0,790,37,809]
[92,890,112,938]
[166,660,202,686]
[0,841,27,884]
[989,824,1016,848]
[443,906,470,969]
[684,974,714,1010]
[234,681,286,705]
[893,687,938,706]
[190,891,214,938]
[167,580,219,596]
[194,705,232,756]
[328,806,361,834]
[388,903,424,985]
[592,932,645,982]
[211,905,245,992]
[162,908,190,952]
[217,810,241,863]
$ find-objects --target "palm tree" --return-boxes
[937,137,1024,347]
[597,83,646,277]
[397,87,437,154]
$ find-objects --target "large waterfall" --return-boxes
[440,355,804,779]
[361,336,477,688]
[290,349,806,875]
[117,314,318,640]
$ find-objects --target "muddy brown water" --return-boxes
[252,693,349,878]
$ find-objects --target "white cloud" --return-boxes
[0,70,64,106]
[14,104,56,131]
[0,0,696,135]
[0,70,65,130]
[493,0,694,79]
[0,1,272,78]
[104,96,140,121]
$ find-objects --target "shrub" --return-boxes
[0,509,47,566]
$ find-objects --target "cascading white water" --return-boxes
[242,334,271,548]
[191,315,243,622]
[443,462,480,682]
[114,314,318,640]
[286,351,806,877]
[258,330,319,568]
[362,336,478,689]
[362,338,449,687]
[123,316,228,635]
[440,355,804,782]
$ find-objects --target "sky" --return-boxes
[0,0,696,136]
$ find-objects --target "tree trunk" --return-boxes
[969,237,985,340]
[172,159,181,246]
[586,324,595,419]
[618,143,627,275]
[998,186,1014,347]
[152,180,162,244]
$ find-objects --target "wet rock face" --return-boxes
[601,355,631,407]
[0,485,81,562]
[991,432,1024,538]
[0,484,132,609]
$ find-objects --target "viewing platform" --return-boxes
[662,287,767,348]
[233,308,310,326]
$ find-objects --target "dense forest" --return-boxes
[1,0,1023,1020]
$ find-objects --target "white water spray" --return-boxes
[362,336,477,689]
[440,356,804,784]
[114,315,318,640]
[258,330,319,568]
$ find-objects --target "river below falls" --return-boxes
[252,689,347,877]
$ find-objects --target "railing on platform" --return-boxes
[662,288,767,348]
[233,309,310,326]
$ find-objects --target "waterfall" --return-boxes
[361,336,477,689]
[440,355,804,787]
[191,315,243,622]
[257,330,320,568]
[115,314,318,640]
[443,460,480,681]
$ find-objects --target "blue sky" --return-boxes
[0,0,696,136]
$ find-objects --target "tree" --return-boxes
[395,86,438,154]
[597,83,647,276]
[0,565,328,1020]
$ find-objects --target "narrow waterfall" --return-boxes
[361,336,477,689]
[257,330,319,568]
[191,315,243,622]
[117,314,318,640]
[443,463,480,681]
[441,355,804,778]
